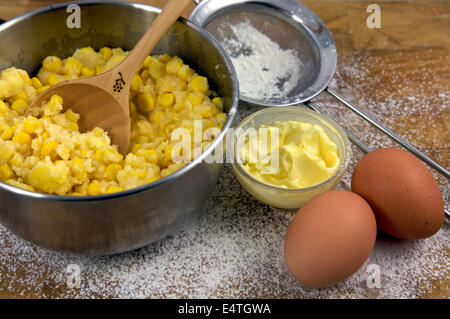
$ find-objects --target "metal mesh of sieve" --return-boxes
[201,4,321,105]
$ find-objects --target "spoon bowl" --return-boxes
[28,75,131,153]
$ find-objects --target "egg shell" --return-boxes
[351,148,444,240]
[284,190,377,288]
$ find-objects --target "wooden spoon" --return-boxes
[26,0,192,154]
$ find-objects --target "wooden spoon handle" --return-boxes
[119,0,193,84]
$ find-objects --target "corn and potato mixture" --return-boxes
[0,47,227,195]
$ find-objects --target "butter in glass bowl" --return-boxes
[232,106,351,209]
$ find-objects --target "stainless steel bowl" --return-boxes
[0,1,239,255]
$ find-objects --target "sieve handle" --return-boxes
[325,87,450,179]
[306,101,450,225]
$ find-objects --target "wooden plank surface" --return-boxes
[0,0,448,299]
[0,0,195,20]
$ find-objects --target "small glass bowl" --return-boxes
[232,106,352,209]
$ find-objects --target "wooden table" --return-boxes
[0,0,448,299]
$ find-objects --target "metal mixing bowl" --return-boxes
[0,1,239,255]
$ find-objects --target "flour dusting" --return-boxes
[220,21,302,101]
[0,46,449,299]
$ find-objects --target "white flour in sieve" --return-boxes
[219,21,302,100]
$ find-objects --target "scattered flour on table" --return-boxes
[0,50,449,298]
[0,167,448,298]
[219,21,302,101]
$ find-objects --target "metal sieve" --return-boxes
[190,0,449,220]
[191,0,336,107]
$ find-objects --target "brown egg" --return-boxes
[284,190,377,288]
[352,148,444,240]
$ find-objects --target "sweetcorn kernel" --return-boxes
[104,148,123,163]
[92,127,103,137]
[215,113,227,126]
[186,92,204,106]
[64,109,80,122]
[42,56,62,72]
[95,65,103,75]
[0,164,14,181]
[146,176,159,184]
[212,97,223,109]
[41,140,58,157]
[45,95,63,115]
[166,57,183,74]
[160,93,174,107]
[131,144,142,154]
[9,153,23,167]
[6,179,34,191]
[41,131,50,140]
[164,123,177,137]
[65,122,79,132]
[159,54,171,63]
[47,74,59,86]
[81,66,95,77]
[70,158,85,180]
[202,119,214,130]
[31,77,43,89]
[136,92,155,113]
[177,65,190,80]
[190,75,208,93]
[0,143,15,162]
[105,163,122,181]
[148,59,165,79]
[19,72,32,86]
[143,56,153,67]
[14,91,28,102]
[136,149,158,164]
[63,57,83,75]
[36,85,50,95]
[1,127,14,140]
[94,149,103,161]
[0,100,8,114]
[140,69,150,81]
[106,185,124,194]
[11,99,28,115]
[23,116,41,134]
[129,101,137,115]
[131,75,143,92]
[100,47,112,60]
[163,146,174,162]
[150,110,164,126]
[131,170,147,180]
[87,181,101,196]
[57,145,71,160]
[12,131,31,145]
[70,192,83,196]
[200,104,219,118]
[174,101,185,112]
[70,157,84,169]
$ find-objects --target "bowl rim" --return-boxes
[232,105,351,193]
[0,0,240,202]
